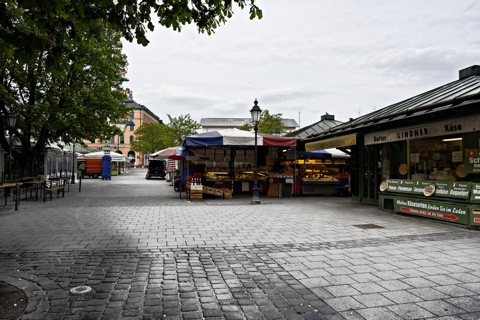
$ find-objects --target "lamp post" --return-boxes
[6,112,17,181]
[71,141,76,184]
[250,99,262,204]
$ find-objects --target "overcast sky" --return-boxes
[122,0,480,128]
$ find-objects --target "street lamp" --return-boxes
[250,99,262,204]
[71,141,76,184]
[6,111,17,181]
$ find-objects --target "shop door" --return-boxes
[363,146,381,202]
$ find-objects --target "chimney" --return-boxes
[321,113,335,121]
[459,65,480,80]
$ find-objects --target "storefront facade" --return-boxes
[302,65,480,225]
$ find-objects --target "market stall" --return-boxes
[297,148,350,195]
[81,151,129,176]
[182,129,297,198]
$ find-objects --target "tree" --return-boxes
[237,109,285,134]
[0,1,261,175]
[258,109,285,134]
[130,123,176,155]
[167,114,201,145]
[0,20,129,176]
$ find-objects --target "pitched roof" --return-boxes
[285,114,343,139]
[305,66,480,141]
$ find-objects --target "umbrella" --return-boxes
[151,147,181,159]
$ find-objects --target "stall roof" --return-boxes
[184,128,297,147]
[285,114,343,139]
[301,148,350,159]
[82,151,127,161]
[304,66,480,142]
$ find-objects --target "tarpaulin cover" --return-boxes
[184,128,296,147]
[300,148,350,159]
[83,151,127,161]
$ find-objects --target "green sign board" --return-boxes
[434,181,472,199]
[384,179,431,195]
[394,196,469,225]
[382,179,472,199]
[465,149,480,173]
[470,183,480,202]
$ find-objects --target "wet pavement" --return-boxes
[1,169,480,319]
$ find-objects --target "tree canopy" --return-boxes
[258,109,285,134]
[130,114,200,155]
[167,114,201,145]
[238,109,285,134]
[0,0,262,176]
[0,19,129,176]
[0,1,262,67]
[130,123,177,155]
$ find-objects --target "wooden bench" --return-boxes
[44,179,65,201]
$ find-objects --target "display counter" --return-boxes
[296,158,349,195]
[379,179,480,227]
[302,179,341,195]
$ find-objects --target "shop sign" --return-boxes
[305,133,356,151]
[394,196,468,224]
[470,183,480,201]
[382,179,431,195]
[465,149,480,173]
[381,179,471,199]
[433,181,472,199]
[364,114,480,145]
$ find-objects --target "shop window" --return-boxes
[409,136,462,180]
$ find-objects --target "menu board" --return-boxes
[382,179,431,195]
[381,179,472,199]
[470,183,480,201]
[434,181,471,199]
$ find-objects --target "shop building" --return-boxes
[303,65,480,226]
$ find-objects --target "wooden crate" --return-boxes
[214,189,223,198]
[190,193,202,201]
[223,189,232,199]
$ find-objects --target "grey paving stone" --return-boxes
[324,296,364,312]
[416,300,466,316]
[325,285,361,297]
[386,303,435,319]
[2,170,480,319]
[355,307,403,320]
[353,293,394,308]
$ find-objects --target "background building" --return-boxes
[83,100,161,168]
[200,117,298,133]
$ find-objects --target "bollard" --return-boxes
[79,176,82,192]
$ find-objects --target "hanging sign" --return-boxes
[465,149,480,173]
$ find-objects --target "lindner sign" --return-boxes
[364,115,480,145]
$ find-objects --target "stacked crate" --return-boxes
[203,186,224,198]
[189,185,203,201]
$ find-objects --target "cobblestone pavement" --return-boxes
[1,169,480,320]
